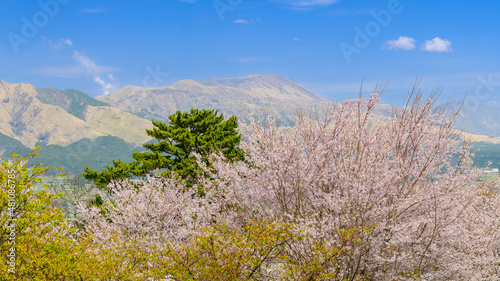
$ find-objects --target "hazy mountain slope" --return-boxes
[34,136,148,174]
[96,74,333,123]
[198,73,328,102]
[3,74,500,174]
[0,80,102,147]
[454,103,500,137]
[0,134,147,174]
[97,73,500,139]
[0,80,152,148]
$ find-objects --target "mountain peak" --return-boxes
[196,73,328,102]
[0,81,152,148]
[245,73,282,79]
[198,73,295,88]
[97,73,331,125]
[171,79,204,88]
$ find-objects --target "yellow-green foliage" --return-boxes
[138,219,352,280]
[147,218,299,280]
[0,151,138,280]
[0,150,83,280]
[0,151,350,280]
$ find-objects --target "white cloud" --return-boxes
[94,74,119,95]
[61,39,73,47]
[34,50,119,79]
[73,51,119,95]
[34,43,119,94]
[73,51,99,75]
[234,19,249,24]
[422,37,453,53]
[234,18,262,24]
[41,36,73,49]
[33,65,119,78]
[293,37,304,41]
[382,36,416,50]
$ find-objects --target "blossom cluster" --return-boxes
[79,93,500,280]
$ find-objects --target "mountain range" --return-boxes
[1,74,500,172]
[0,80,152,148]
[96,73,332,124]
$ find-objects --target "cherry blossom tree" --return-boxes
[78,87,500,280]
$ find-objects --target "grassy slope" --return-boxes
[62,89,109,120]
[36,88,109,120]
[0,132,32,156]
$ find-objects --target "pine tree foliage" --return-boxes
[83,108,244,190]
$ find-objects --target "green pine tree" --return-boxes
[83,109,244,192]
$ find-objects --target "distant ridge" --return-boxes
[3,75,500,174]
[198,73,327,102]
[3,74,500,151]
[0,80,152,148]
[96,73,332,123]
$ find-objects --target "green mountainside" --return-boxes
[0,133,147,174]
[0,132,31,156]
[36,88,109,120]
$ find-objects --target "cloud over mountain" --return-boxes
[422,37,453,53]
[382,36,416,50]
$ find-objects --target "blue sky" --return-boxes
[1,0,499,105]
